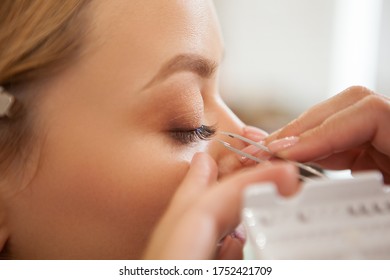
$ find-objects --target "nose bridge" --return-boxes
[207,98,247,177]
[216,98,244,136]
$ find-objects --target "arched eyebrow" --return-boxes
[143,53,218,89]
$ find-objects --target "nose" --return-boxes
[206,97,247,178]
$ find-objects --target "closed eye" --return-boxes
[170,125,216,145]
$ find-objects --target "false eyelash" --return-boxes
[170,125,216,144]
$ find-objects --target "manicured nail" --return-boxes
[268,136,299,153]
[231,224,246,244]
[239,141,271,164]
[239,144,260,164]
[243,126,269,142]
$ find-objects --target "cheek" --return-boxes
[11,128,193,258]
[63,138,192,240]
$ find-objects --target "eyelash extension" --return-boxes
[170,125,216,144]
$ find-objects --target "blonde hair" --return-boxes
[0,0,90,259]
[0,0,89,85]
[0,0,89,182]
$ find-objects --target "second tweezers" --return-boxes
[217,131,326,182]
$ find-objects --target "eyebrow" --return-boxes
[143,54,218,89]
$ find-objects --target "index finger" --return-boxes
[274,94,390,162]
[266,86,377,143]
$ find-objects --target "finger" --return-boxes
[242,125,269,141]
[196,163,299,246]
[266,86,377,143]
[240,126,271,166]
[145,163,299,259]
[216,235,244,260]
[181,152,219,190]
[143,153,218,258]
[314,147,390,183]
[310,149,366,169]
[170,152,218,211]
[273,94,390,163]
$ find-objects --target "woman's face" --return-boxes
[6,0,246,259]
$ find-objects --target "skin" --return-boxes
[265,86,390,184]
[4,0,385,260]
[143,155,298,259]
[2,0,253,259]
[145,88,390,259]
[239,86,390,187]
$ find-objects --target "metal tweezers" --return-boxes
[217,131,326,182]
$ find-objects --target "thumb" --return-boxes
[142,153,218,259]
[170,152,218,213]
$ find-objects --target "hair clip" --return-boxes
[0,86,15,118]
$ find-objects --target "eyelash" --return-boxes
[170,125,216,144]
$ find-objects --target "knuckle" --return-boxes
[276,118,302,138]
[342,85,374,99]
[361,94,390,116]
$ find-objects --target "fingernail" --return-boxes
[243,126,269,142]
[239,142,271,164]
[239,145,259,164]
[231,224,246,244]
[268,136,299,153]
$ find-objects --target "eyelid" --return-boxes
[170,124,217,144]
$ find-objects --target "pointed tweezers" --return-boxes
[217,131,326,181]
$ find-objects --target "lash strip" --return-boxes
[171,125,216,144]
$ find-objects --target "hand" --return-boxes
[265,86,390,183]
[143,152,299,259]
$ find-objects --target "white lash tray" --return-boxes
[242,171,390,259]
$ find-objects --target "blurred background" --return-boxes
[213,0,390,132]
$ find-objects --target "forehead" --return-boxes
[87,0,223,60]
[76,0,223,93]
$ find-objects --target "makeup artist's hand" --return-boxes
[143,152,299,259]
[265,86,390,184]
